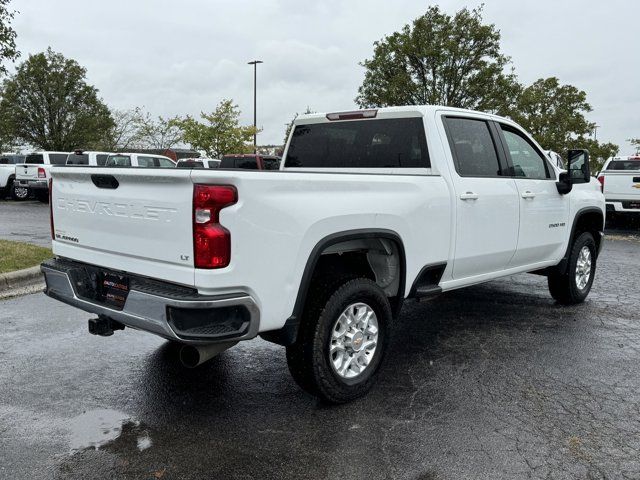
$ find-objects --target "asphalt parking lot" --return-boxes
[1,199,640,479]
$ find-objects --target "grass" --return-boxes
[0,239,52,274]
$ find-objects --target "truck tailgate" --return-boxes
[603,171,640,199]
[51,168,196,286]
[16,164,39,179]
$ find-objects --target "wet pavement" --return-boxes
[0,200,51,247]
[1,232,640,479]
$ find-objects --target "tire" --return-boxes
[548,232,597,305]
[35,190,49,203]
[11,184,28,201]
[286,277,392,403]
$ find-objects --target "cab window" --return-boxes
[156,157,175,168]
[444,117,502,177]
[499,126,551,179]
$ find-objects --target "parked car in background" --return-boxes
[0,153,25,200]
[598,155,640,219]
[105,153,176,168]
[546,150,565,169]
[66,150,112,166]
[15,151,68,202]
[219,154,280,170]
[176,158,221,169]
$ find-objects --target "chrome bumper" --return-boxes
[41,258,260,345]
[17,179,47,189]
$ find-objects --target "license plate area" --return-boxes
[97,272,129,309]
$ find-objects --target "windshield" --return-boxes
[606,160,640,171]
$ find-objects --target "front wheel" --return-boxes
[286,277,392,403]
[548,232,597,304]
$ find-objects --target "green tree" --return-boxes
[629,138,640,155]
[509,77,618,170]
[356,5,520,114]
[135,111,182,150]
[0,0,19,75]
[0,48,114,150]
[173,100,256,158]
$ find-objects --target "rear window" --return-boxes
[66,153,89,165]
[263,158,280,170]
[220,156,258,169]
[49,154,68,165]
[284,118,430,168]
[207,160,220,168]
[25,154,44,164]
[106,155,131,167]
[606,160,640,171]
[177,160,204,168]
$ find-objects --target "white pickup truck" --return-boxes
[15,151,69,202]
[597,155,640,219]
[0,154,24,199]
[41,106,605,403]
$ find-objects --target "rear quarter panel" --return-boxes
[190,170,451,332]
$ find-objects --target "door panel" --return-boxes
[452,177,520,279]
[511,179,569,265]
[443,116,520,280]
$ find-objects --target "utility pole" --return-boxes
[248,60,263,154]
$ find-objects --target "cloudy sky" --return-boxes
[11,0,640,151]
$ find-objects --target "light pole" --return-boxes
[248,60,263,154]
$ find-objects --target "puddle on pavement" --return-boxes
[68,409,152,453]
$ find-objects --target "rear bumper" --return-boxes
[606,200,640,213]
[16,179,47,189]
[41,258,260,345]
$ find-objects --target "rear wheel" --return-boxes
[548,232,596,304]
[11,184,28,201]
[286,277,391,403]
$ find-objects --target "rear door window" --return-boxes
[263,158,280,170]
[66,153,89,165]
[156,157,175,168]
[106,155,131,167]
[444,117,502,177]
[137,156,155,168]
[49,154,68,165]
[284,117,430,168]
[96,154,109,166]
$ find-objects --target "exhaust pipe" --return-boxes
[179,342,237,368]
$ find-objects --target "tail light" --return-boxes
[597,175,605,192]
[49,178,54,239]
[38,167,46,179]
[193,185,237,268]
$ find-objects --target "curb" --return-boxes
[0,265,45,299]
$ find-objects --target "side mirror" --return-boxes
[568,149,590,184]
[556,171,572,194]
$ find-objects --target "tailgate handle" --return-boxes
[633,177,640,182]
[91,174,119,189]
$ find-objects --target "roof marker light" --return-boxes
[326,109,378,121]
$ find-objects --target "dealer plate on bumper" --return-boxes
[97,272,129,309]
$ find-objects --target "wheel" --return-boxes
[11,184,28,200]
[35,190,49,203]
[286,277,392,403]
[548,232,596,305]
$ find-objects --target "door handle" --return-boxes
[521,191,536,199]
[460,192,479,200]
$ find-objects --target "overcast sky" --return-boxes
[11,0,640,152]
